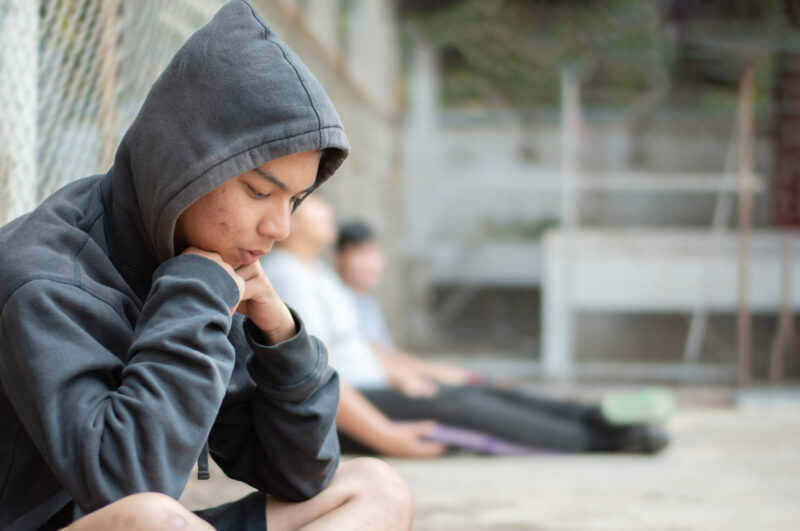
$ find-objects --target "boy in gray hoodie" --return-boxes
[0,1,412,529]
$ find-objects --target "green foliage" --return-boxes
[401,0,668,108]
[481,217,559,241]
[400,0,795,111]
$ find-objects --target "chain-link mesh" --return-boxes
[0,0,227,224]
[0,0,401,251]
[0,1,39,223]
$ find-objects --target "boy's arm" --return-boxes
[208,310,341,501]
[0,255,240,516]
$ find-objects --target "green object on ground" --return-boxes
[601,387,676,425]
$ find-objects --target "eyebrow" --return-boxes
[253,167,287,192]
[253,167,315,195]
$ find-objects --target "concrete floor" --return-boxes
[180,392,800,530]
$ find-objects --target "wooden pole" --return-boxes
[737,65,755,387]
[769,234,796,383]
[560,65,580,229]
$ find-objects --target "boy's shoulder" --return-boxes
[0,176,112,306]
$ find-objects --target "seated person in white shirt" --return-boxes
[262,197,672,458]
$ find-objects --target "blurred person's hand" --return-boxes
[394,372,439,398]
[381,421,446,458]
[424,361,481,386]
[380,353,439,397]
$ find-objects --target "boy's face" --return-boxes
[336,241,385,293]
[174,150,321,268]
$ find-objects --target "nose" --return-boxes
[257,201,291,241]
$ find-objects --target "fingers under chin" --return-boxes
[237,261,269,281]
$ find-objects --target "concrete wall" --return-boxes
[398,40,780,378]
[405,105,772,251]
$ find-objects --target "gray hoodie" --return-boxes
[0,1,349,528]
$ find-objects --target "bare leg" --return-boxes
[63,492,214,531]
[267,457,414,531]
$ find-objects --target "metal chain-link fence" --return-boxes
[0,0,226,224]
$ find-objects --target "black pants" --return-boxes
[341,385,629,453]
[42,492,267,531]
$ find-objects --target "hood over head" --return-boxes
[105,0,349,279]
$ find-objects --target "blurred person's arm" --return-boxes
[372,341,481,388]
[372,348,439,397]
[337,380,446,458]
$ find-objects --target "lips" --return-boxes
[239,248,265,265]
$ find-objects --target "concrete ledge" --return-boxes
[542,229,799,381]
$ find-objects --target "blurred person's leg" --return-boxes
[360,385,667,453]
[445,386,670,453]
[475,385,598,421]
[478,385,674,430]
[361,386,592,452]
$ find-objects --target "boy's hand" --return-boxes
[234,260,296,344]
[180,247,246,311]
[180,248,294,344]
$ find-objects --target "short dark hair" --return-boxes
[336,221,374,251]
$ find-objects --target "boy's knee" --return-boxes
[118,493,211,530]
[340,458,415,525]
[68,492,212,531]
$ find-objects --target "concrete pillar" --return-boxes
[401,39,441,347]
[403,40,439,178]
[346,0,396,111]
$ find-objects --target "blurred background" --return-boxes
[2,0,798,387]
[2,1,800,529]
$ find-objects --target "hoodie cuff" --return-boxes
[153,254,240,308]
[244,307,327,390]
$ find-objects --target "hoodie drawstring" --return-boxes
[197,441,210,480]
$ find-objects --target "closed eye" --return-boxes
[290,192,312,212]
[247,183,271,199]
[292,192,310,204]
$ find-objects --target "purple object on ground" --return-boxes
[425,424,543,455]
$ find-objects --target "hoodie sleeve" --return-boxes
[0,254,238,516]
[207,310,340,502]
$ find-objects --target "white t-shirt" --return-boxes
[350,291,394,351]
[261,248,389,389]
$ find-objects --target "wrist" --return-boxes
[258,311,296,345]
[261,321,296,345]
[250,300,295,345]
